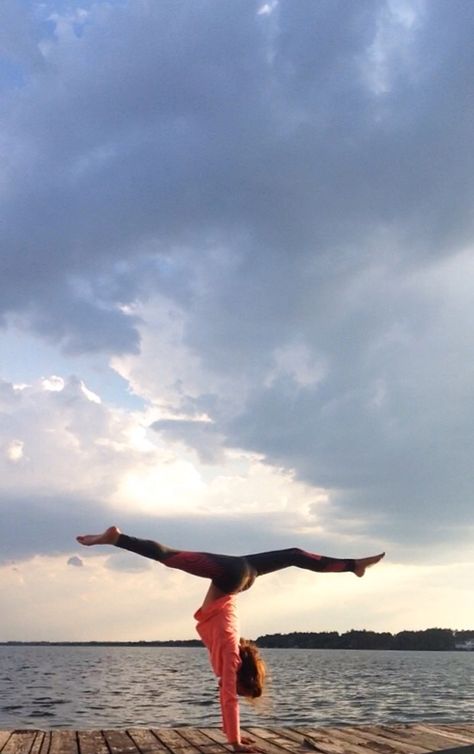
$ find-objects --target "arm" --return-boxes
[219,647,241,747]
[219,644,259,752]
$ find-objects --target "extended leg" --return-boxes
[115,533,178,562]
[76,526,252,592]
[246,547,384,578]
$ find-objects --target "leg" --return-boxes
[76,526,178,561]
[246,547,384,578]
[115,533,179,562]
[76,526,253,592]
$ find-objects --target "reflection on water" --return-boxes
[0,646,473,729]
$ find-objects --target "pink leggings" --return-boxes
[116,534,356,594]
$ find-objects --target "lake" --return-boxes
[0,646,472,729]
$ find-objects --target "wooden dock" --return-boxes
[0,724,473,754]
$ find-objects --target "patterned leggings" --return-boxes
[116,534,356,594]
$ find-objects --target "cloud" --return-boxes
[2,552,473,641]
[2,374,376,565]
[2,0,474,348]
[114,247,474,552]
[67,555,83,567]
[104,551,153,573]
[225,250,474,538]
[151,418,225,464]
[2,0,474,564]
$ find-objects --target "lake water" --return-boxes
[0,646,473,729]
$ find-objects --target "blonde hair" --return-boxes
[237,639,266,699]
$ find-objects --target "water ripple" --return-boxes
[0,646,473,729]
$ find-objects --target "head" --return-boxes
[236,638,266,699]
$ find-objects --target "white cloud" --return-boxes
[257,2,278,17]
[0,554,201,641]
[1,553,473,642]
[5,439,24,462]
[41,375,64,391]
[0,376,157,505]
[80,380,101,403]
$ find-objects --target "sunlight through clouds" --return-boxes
[5,439,24,462]
[115,461,206,516]
[1,0,474,640]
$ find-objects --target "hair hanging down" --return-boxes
[237,638,266,699]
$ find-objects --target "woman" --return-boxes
[76,527,384,752]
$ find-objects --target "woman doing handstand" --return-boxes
[76,527,384,752]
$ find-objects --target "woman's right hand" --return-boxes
[232,739,261,753]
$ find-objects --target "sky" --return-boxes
[1,0,474,642]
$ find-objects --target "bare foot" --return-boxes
[354,552,385,577]
[76,526,121,547]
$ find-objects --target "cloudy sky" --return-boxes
[1,0,473,642]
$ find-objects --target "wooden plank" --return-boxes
[178,728,227,753]
[33,732,50,754]
[194,729,227,746]
[49,730,78,754]
[239,734,289,754]
[290,728,354,754]
[1,727,474,754]
[248,728,344,754]
[372,725,446,749]
[413,726,474,746]
[77,730,109,754]
[246,728,304,754]
[424,746,474,754]
[29,733,46,754]
[290,726,369,754]
[378,725,472,752]
[128,729,173,754]
[177,729,213,745]
[350,725,430,753]
[0,732,12,752]
[406,729,474,750]
[0,731,37,754]
[256,728,309,754]
[200,726,288,754]
[273,727,334,752]
[321,726,429,754]
[152,729,198,754]
[456,729,474,738]
[435,729,474,742]
[103,730,139,754]
[319,726,403,754]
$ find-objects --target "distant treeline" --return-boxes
[2,629,473,651]
[256,628,474,651]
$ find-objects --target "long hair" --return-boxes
[237,638,266,699]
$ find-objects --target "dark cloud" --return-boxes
[1,490,342,565]
[222,254,474,542]
[2,1,474,349]
[151,418,224,464]
[1,0,270,350]
[1,1,474,553]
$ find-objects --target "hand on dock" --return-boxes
[232,736,262,752]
